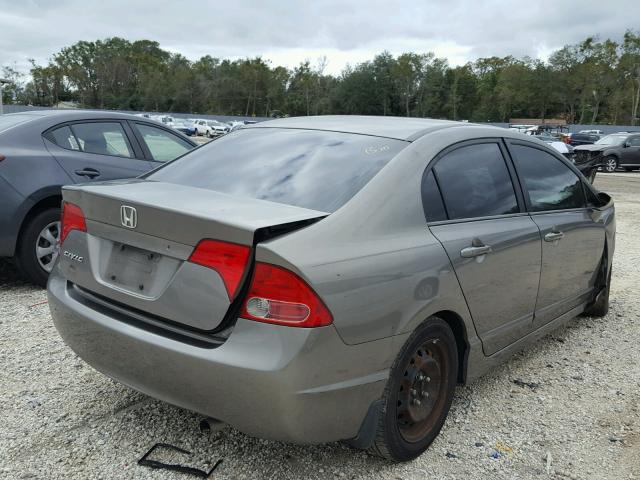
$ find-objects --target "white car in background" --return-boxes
[191,119,212,136]
[206,120,230,137]
[150,115,175,127]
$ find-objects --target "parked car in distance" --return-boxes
[579,129,604,135]
[566,132,600,146]
[0,110,197,286]
[191,119,211,136]
[151,115,175,127]
[574,132,640,172]
[526,134,597,183]
[206,120,229,137]
[48,116,614,462]
[172,120,197,137]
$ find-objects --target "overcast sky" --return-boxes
[1,0,639,76]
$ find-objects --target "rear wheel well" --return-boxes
[17,195,62,247]
[430,310,469,384]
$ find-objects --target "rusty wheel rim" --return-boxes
[396,338,449,443]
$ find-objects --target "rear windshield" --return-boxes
[0,114,37,133]
[148,128,407,212]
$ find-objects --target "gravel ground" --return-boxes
[0,173,638,480]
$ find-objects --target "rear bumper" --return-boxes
[48,269,392,443]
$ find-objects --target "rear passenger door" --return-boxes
[424,140,542,355]
[508,142,605,326]
[44,121,153,182]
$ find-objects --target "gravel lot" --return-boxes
[1,174,638,480]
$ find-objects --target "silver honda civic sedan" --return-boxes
[48,116,615,461]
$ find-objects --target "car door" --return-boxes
[425,140,542,356]
[620,135,640,167]
[129,122,194,164]
[508,142,605,326]
[43,121,153,183]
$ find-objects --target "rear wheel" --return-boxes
[368,318,457,461]
[15,207,61,287]
[603,156,618,173]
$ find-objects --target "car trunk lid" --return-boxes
[59,179,327,331]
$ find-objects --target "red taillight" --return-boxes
[240,262,333,328]
[60,202,87,244]
[189,239,251,300]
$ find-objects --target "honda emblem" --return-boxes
[120,205,137,229]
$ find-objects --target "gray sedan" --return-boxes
[0,110,196,286]
[48,116,615,462]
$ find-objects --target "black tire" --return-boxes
[15,207,61,287]
[368,318,458,461]
[603,156,618,173]
[583,267,611,317]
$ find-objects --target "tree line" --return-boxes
[2,31,640,124]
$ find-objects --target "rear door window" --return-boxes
[432,143,519,220]
[134,123,193,162]
[68,122,134,158]
[511,145,586,211]
[45,126,81,150]
[148,128,408,212]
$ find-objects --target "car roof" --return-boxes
[3,109,153,122]
[249,115,468,141]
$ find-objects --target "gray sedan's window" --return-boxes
[46,126,81,150]
[148,128,407,212]
[511,145,586,212]
[136,123,192,162]
[70,122,133,158]
[433,143,519,220]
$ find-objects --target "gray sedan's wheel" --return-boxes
[15,207,61,287]
[368,318,457,461]
[36,221,60,272]
[603,156,618,173]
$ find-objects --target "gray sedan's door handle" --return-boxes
[75,168,100,178]
[460,244,492,258]
[544,231,565,242]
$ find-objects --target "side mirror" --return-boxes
[623,142,630,148]
[597,191,611,207]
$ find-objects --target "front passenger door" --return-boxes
[425,141,542,356]
[509,143,605,325]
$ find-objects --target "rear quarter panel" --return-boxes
[0,133,73,256]
[255,128,492,348]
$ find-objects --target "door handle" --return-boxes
[544,231,565,242]
[74,168,100,178]
[460,243,492,258]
